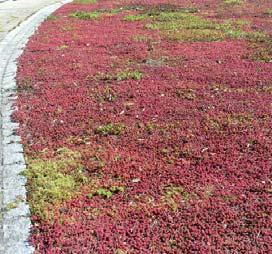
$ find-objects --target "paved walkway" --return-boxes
[0,1,72,253]
[0,0,64,40]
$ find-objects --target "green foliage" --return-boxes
[124,14,146,22]
[224,0,243,5]
[250,46,272,62]
[116,69,142,81]
[46,15,59,21]
[145,122,156,134]
[142,8,269,43]
[88,186,125,199]
[57,44,69,50]
[113,8,123,13]
[70,11,101,20]
[94,123,125,136]
[205,113,253,131]
[143,5,198,16]
[246,33,272,62]
[162,185,192,211]
[265,8,272,16]
[146,11,250,42]
[132,34,152,42]
[93,86,117,103]
[73,0,97,4]
[23,148,87,220]
[96,188,114,198]
[164,185,185,198]
[95,69,142,82]
[115,249,127,254]
[245,31,270,43]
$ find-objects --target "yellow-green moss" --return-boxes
[146,12,249,42]
[93,86,117,103]
[23,148,88,220]
[205,113,253,132]
[69,11,101,20]
[224,0,243,5]
[161,185,192,211]
[115,249,127,254]
[124,14,146,22]
[73,0,97,4]
[94,69,143,82]
[94,123,125,136]
[46,15,59,21]
[265,8,272,16]
[87,186,125,199]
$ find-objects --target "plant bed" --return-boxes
[16,0,272,253]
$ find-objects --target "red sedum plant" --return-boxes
[15,0,272,253]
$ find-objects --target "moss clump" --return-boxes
[94,123,125,136]
[57,44,69,50]
[224,0,243,5]
[95,69,142,82]
[162,185,192,211]
[265,9,272,16]
[23,148,88,220]
[127,5,261,42]
[145,122,156,134]
[87,186,125,199]
[70,11,101,20]
[164,185,190,201]
[124,14,146,22]
[73,0,97,4]
[116,69,142,81]
[46,15,59,21]
[115,249,127,254]
[226,113,253,126]
[93,86,117,103]
[146,11,249,42]
[245,32,272,62]
[205,113,253,132]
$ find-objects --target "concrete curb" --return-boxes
[0,1,72,253]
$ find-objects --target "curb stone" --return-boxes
[0,1,72,253]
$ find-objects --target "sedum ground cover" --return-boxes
[15,0,272,253]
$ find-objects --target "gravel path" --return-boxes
[0,1,72,253]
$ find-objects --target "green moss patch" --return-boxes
[73,0,97,4]
[265,8,272,16]
[94,123,125,136]
[224,0,243,5]
[161,185,192,212]
[124,14,146,22]
[146,12,248,42]
[246,34,272,62]
[94,69,142,82]
[124,5,269,43]
[46,15,59,21]
[23,148,88,220]
[87,186,125,199]
[93,86,117,103]
[70,11,101,20]
[205,113,254,132]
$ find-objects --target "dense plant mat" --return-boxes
[16,0,272,253]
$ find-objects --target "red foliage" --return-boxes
[15,0,272,253]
